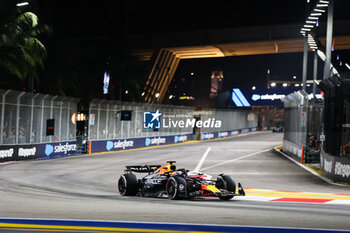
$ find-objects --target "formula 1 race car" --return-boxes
[117,161,245,200]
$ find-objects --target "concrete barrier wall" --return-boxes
[282,139,303,161]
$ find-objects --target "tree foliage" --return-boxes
[0,10,48,87]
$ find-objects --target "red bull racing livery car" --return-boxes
[118,161,245,200]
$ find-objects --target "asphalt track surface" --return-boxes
[1,132,350,232]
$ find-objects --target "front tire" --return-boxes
[118,174,138,196]
[166,176,187,200]
[216,175,236,200]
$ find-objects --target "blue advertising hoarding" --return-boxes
[231,87,323,107]
[200,128,257,141]
[90,134,193,154]
[37,141,77,159]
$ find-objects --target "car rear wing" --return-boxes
[126,165,161,174]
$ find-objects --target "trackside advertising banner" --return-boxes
[0,141,78,162]
[231,87,323,107]
[37,141,77,159]
[200,128,257,141]
[321,151,350,184]
[90,134,193,154]
[0,145,38,162]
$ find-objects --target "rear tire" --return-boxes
[166,176,187,200]
[118,174,138,196]
[216,175,236,200]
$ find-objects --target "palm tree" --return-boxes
[0,10,48,90]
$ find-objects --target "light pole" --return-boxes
[323,0,333,79]
[302,34,308,92]
[313,51,318,101]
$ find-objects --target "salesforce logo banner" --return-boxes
[145,137,166,146]
[105,139,135,151]
[231,130,239,136]
[218,131,229,138]
[91,138,140,153]
[232,87,323,107]
[201,133,215,140]
[90,134,193,153]
[38,141,77,159]
[174,135,189,143]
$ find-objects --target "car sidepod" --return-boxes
[140,174,168,197]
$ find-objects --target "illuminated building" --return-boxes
[210,70,224,99]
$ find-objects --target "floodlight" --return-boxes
[316,4,328,7]
[16,2,29,6]
[345,63,350,70]
[301,28,311,31]
[314,9,325,12]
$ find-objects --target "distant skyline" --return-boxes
[171,50,350,97]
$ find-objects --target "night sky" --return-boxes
[36,0,350,36]
[3,0,350,104]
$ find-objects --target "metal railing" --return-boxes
[0,89,79,145]
[88,99,258,141]
[283,90,323,162]
[88,100,195,140]
[0,89,258,146]
[283,91,309,146]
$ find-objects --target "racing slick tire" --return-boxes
[118,174,138,196]
[166,176,188,200]
[216,175,236,200]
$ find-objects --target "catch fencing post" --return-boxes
[29,94,39,144]
[15,92,25,144]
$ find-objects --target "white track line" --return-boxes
[193,147,211,172]
[201,148,271,171]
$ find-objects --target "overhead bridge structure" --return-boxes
[128,21,350,103]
